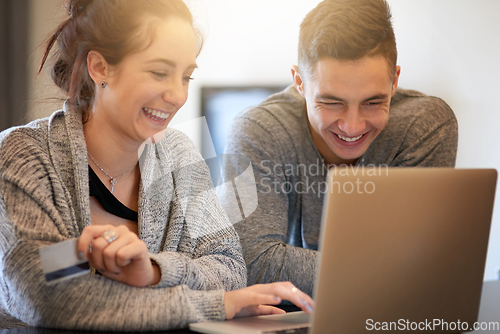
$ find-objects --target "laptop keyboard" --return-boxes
[263,326,310,334]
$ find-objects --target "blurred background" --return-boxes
[1,0,499,281]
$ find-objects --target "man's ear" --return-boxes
[391,65,401,97]
[291,65,306,98]
[87,51,109,86]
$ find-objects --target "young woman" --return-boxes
[0,0,313,331]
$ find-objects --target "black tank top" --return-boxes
[88,166,138,222]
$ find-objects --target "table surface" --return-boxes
[1,282,498,333]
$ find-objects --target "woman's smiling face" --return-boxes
[97,16,198,144]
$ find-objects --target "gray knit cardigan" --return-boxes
[0,104,246,331]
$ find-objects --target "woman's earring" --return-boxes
[100,80,107,88]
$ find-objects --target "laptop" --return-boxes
[190,168,497,334]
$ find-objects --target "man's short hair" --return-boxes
[298,0,397,79]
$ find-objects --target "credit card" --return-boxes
[39,238,90,284]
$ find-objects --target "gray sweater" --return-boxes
[221,85,458,297]
[0,104,246,330]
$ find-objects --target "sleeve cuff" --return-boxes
[149,252,189,288]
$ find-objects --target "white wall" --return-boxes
[28,0,500,281]
[173,0,322,127]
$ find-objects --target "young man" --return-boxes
[220,0,458,297]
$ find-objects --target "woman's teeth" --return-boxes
[337,134,363,142]
[144,108,169,121]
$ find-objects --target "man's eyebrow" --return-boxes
[315,94,345,102]
[147,58,198,69]
[314,93,390,102]
[361,94,389,102]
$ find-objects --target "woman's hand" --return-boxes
[224,282,315,319]
[77,225,160,287]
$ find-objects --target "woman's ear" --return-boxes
[87,51,108,86]
[291,65,305,98]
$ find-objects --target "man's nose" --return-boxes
[337,108,366,136]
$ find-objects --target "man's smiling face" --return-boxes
[294,56,400,165]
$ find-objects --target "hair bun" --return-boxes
[67,0,93,18]
[51,59,70,91]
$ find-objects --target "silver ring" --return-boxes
[102,230,118,244]
[291,287,298,294]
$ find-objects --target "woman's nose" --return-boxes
[162,78,187,110]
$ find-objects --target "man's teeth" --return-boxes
[337,134,363,142]
[144,108,168,120]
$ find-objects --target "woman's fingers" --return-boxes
[254,305,286,316]
[114,239,148,267]
[77,224,118,260]
[225,288,282,318]
[87,235,109,272]
[224,282,315,320]
[235,304,286,318]
[246,291,282,307]
[271,282,315,314]
[100,232,138,274]
[85,226,121,272]
[76,225,157,287]
[78,225,139,273]
[250,282,314,314]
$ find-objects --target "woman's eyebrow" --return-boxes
[147,58,198,69]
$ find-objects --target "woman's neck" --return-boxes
[84,111,141,209]
[83,113,141,177]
